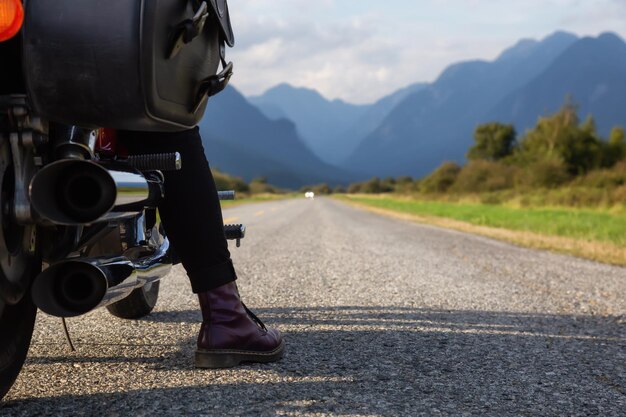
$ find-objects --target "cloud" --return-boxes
[225,0,626,103]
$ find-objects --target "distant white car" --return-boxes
[305,192,315,200]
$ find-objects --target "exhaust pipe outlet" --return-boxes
[32,239,172,318]
[30,159,151,225]
[31,257,137,318]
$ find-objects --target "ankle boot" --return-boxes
[195,282,284,368]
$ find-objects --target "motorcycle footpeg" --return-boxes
[218,190,235,200]
[126,152,182,171]
[224,224,245,247]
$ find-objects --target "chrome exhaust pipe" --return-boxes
[32,257,136,318]
[31,239,172,318]
[29,159,153,225]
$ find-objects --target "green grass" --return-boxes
[339,195,626,246]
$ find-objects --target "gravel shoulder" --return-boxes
[2,197,625,416]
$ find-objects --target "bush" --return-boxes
[573,162,626,188]
[604,127,626,166]
[381,177,397,192]
[419,162,461,193]
[517,102,604,175]
[212,169,250,193]
[479,193,505,205]
[348,177,394,194]
[612,185,626,207]
[249,177,278,194]
[394,179,418,193]
[310,183,332,195]
[451,160,517,193]
[467,123,516,161]
[543,187,609,207]
[520,160,571,189]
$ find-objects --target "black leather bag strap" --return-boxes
[169,1,210,59]
[193,60,233,113]
[169,0,235,56]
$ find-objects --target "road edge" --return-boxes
[334,196,626,267]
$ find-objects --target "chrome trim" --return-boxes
[109,169,150,207]
[133,237,171,285]
[53,126,96,159]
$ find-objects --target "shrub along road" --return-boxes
[2,198,625,416]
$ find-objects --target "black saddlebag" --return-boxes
[21,0,234,131]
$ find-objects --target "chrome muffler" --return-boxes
[29,159,157,225]
[31,239,171,318]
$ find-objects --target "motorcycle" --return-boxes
[0,0,239,400]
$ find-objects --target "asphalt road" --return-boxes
[2,197,625,416]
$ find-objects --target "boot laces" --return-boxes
[242,303,267,331]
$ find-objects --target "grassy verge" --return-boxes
[336,194,626,266]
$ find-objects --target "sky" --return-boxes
[226,0,626,104]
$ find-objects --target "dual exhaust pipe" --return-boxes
[29,157,171,316]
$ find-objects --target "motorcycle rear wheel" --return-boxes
[0,294,37,401]
[0,131,41,401]
[106,280,160,319]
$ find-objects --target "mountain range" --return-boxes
[199,31,626,185]
[199,86,355,188]
[249,82,426,164]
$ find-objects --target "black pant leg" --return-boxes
[119,127,237,293]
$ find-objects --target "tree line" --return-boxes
[311,101,626,206]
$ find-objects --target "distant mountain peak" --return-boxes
[497,38,539,62]
[249,82,373,163]
[542,30,578,42]
[497,31,578,62]
[436,59,489,84]
[596,31,626,45]
[568,31,626,59]
[266,82,301,92]
[260,83,327,101]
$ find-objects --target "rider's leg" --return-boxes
[120,128,234,292]
[119,128,284,368]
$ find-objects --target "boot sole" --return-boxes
[195,340,285,369]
